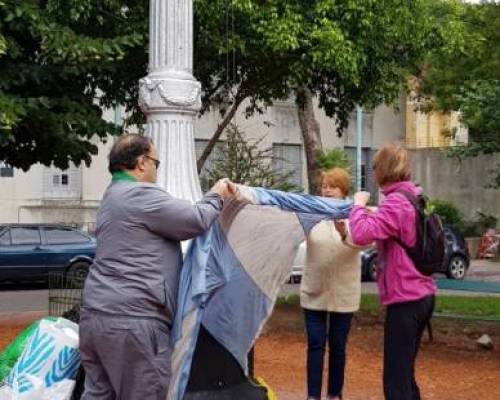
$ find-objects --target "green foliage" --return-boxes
[193,0,300,118]
[427,198,464,231]
[446,79,500,186]
[203,124,300,192]
[0,0,466,171]
[316,148,352,172]
[426,199,498,237]
[0,0,146,170]
[417,1,500,186]
[476,211,498,231]
[195,0,459,132]
[462,211,498,237]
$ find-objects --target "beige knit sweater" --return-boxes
[300,220,362,313]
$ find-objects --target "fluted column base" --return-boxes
[139,73,202,202]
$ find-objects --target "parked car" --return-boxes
[0,224,95,283]
[361,225,470,281]
[289,225,470,283]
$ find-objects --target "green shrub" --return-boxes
[316,148,352,172]
[476,211,498,231]
[462,212,498,237]
[203,124,301,192]
[427,199,465,232]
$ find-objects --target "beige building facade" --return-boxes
[0,96,471,229]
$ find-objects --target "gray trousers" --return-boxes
[79,310,172,400]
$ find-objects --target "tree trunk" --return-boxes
[197,91,245,173]
[296,87,323,194]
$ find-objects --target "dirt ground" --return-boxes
[2,307,500,400]
[254,305,500,400]
[0,326,26,351]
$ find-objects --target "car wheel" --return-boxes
[446,255,467,280]
[66,261,90,284]
[367,258,377,282]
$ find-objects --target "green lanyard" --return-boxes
[111,171,137,182]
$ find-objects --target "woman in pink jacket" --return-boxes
[348,143,436,400]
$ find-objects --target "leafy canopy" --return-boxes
[417,1,500,185]
[0,0,145,170]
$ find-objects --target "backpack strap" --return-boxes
[394,190,422,211]
[392,189,423,251]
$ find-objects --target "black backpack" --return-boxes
[395,190,445,276]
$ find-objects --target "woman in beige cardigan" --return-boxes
[301,167,363,400]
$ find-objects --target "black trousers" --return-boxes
[383,295,435,400]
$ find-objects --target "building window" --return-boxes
[61,174,69,185]
[272,143,303,189]
[0,162,14,178]
[43,164,82,199]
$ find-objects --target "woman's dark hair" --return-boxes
[108,134,153,173]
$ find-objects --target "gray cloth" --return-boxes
[82,181,223,324]
[79,311,171,400]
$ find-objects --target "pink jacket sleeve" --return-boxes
[348,195,403,246]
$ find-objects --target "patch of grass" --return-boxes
[275,293,381,311]
[435,295,500,318]
[361,294,500,319]
[276,293,500,319]
[276,295,299,306]
[359,294,381,314]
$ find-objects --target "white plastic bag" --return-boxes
[0,318,80,400]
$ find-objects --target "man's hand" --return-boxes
[353,191,370,207]
[211,178,238,199]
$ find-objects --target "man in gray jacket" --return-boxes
[80,134,234,400]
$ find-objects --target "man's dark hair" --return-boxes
[108,134,153,173]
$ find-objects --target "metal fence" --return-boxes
[48,272,85,318]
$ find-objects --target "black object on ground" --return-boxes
[185,325,267,400]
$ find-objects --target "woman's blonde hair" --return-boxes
[372,143,411,187]
[319,167,351,196]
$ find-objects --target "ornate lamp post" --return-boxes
[139,0,202,202]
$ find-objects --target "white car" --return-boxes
[289,241,306,284]
[287,241,377,284]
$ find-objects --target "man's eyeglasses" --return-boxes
[144,155,160,169]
